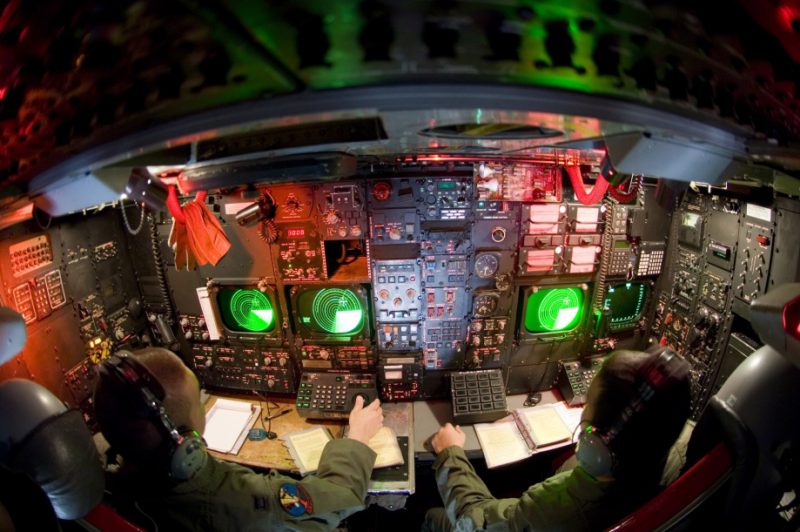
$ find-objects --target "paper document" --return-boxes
[474,421,530,469]
[521,407,572,447]
[282,427,333,475]
[284,425,405,475]
[367,426,405,469]
[475,402,583,469]
[204,398,260,454]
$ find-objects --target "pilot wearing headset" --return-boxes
[94,347,384,531]
[424,348,692,532]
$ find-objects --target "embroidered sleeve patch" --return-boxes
[279,483,314,517]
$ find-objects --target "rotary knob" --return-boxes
[491,227,507,243]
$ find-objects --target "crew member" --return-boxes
[94,347,383,531]
[424,348,691,531]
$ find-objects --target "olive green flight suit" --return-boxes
[119,438,376,531]
[423,446,641,532]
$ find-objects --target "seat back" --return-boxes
[605,442,732,532]
[81,503,147,532]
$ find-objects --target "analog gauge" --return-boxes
[473,294,499,317]
[372,181,392,201]
[474,253,499,278]
[495,274,511,291]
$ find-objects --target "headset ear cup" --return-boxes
[576,431,614,478]
[170,435,207,481]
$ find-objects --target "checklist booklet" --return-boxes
[283,426,405,475]
[474,403,582,469]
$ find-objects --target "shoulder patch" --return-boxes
[279,483,314,517]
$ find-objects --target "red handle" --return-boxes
[167,186,207,224]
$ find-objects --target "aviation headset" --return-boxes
[575,347,688,478]
[98,350,207,480]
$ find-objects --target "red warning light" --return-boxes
[783,294,800,341]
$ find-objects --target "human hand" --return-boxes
[347,396,384,445]
[431,423,466,454]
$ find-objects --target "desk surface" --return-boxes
[204,393,346,471]
[412,390,562,460]
[204,389,569,495]
[204,393,414,495]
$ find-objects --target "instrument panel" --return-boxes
[1,154,795,424]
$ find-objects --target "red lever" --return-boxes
[167,186,208,224]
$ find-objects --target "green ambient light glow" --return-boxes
[219,288,275,333]
[311,288,364,334]
[525,287,584,333]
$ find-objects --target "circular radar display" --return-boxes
[525,287,584,333]
[311,289,364,334]
[226,289,275,332]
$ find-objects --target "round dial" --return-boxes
[473,294,499,317]
[372,181,392,201]
[474,253,500,278]
[491,226,507,243]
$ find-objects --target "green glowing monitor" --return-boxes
[524,287,585,333]
[295,287,365,337]
[217,288,276,333]
[603,282,648,331]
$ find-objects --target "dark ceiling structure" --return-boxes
[0,0,799,215]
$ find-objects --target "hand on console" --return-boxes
[431,422,466,453]
[347,396,384,445]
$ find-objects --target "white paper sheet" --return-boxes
[204,399,259,453]
[474,421,531,469]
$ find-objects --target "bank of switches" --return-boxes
[296,372,378,419]
[451,369,508,424]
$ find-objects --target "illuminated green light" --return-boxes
[604,283,648,330]
[335,309,363,333]
[525,287,584,333]
[230,289,275,332]
[218,288,276,333]
[311,288,364,334]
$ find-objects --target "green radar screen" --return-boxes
[603,282,648,330]
[298,288,364,335]
[525,287,584,333]
[217,288,276,333]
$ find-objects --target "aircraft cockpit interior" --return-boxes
[0,1,799,530]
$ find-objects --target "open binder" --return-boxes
[474,403,582,469]
[282,426,405,476]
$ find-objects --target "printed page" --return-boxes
[368,426,405,469]
[520,405,572,448]
[474,421,531,469]
[282,427,332,475]
[204,399,257,453]
[554,402,584,434]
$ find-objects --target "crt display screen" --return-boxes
[296,288,365,335]
[603,282,648,330]
[217,288,276,333]
[524,287,585,333]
